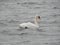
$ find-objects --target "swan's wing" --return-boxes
[19,22,34,28]
[19,23,28,28]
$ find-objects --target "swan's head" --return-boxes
[37,16,40,19]
[35,16,40,23]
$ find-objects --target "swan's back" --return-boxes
[19,22,39,29]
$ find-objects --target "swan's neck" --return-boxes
[34,18,39,26]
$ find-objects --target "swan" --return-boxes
[19,16,40,29]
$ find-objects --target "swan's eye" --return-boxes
[38,16,40,19]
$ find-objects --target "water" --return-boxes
[0,0,60,45]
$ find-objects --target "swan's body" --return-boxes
[19,16,40,29]
[20,22,39,29]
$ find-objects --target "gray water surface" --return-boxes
[0,0,60,45]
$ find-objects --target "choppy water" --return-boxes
[0,0,60,45]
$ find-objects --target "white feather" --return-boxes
[19,16,40,29]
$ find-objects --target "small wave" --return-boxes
[21,2,41,5]
[53,7,60,9]
[0,22,7,27]
[8,19,19,23]
[20,2,42,9]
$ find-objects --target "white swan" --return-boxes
[19,16,40,29]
